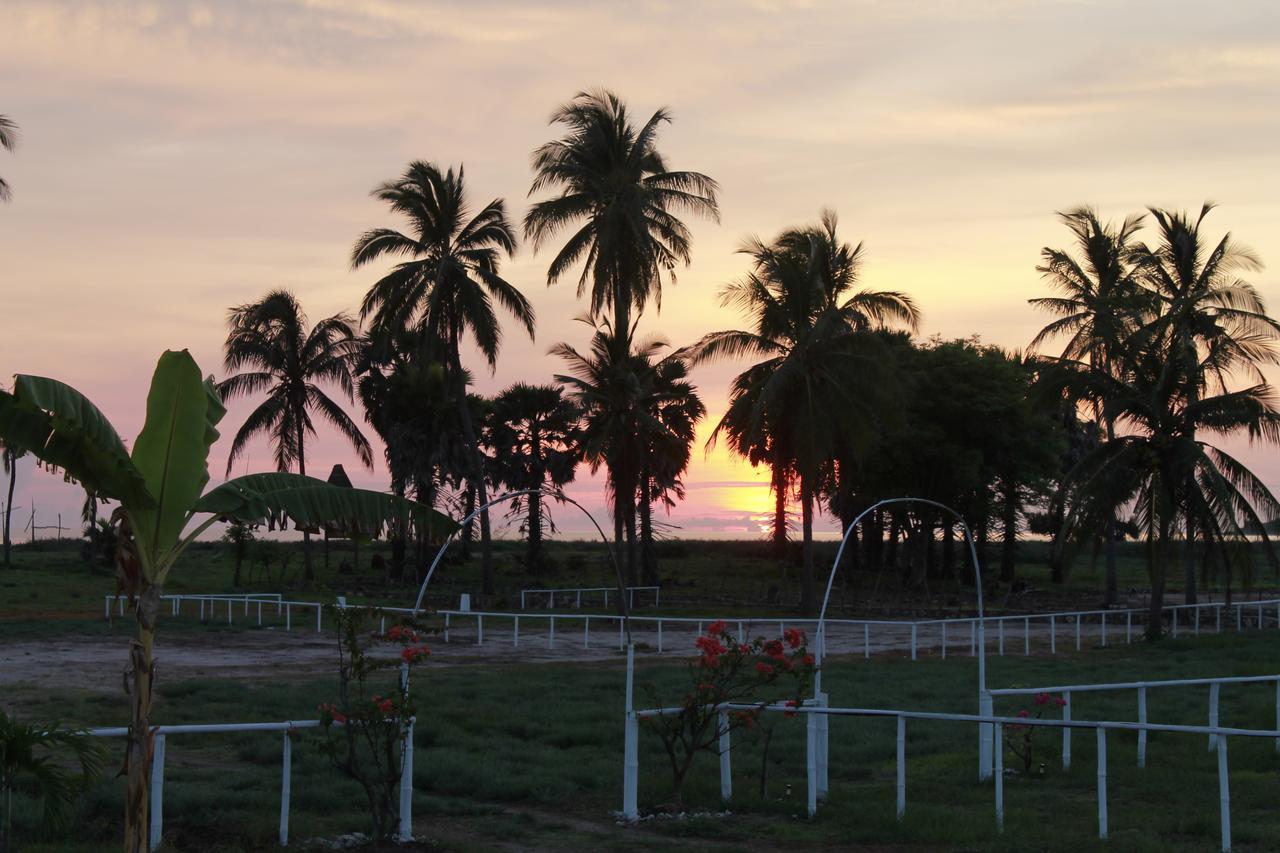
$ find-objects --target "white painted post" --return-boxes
[477,614,484,645]
[994,721,1004,832]
[718,710,732,802]
[816,692,829,797]
[1127,611,1132,644]
[104,596,111,620]
[549,616,555,649]
[1138,687,1148,767]
[258,601,263,626]
[1275,679,1280,753]
[1076,614,1082,651]
[998,620,1004,656]
[1195,606,1201,636]
[280,730,292,846]
[896,715,906,819]
[1217,606,1222,634]
[979,691,994,781]
[227,599,233,625]
[149,733,166,851]
[618,619,624,650]
[1218,735,1231,852]
[444,613,450,643]
[120,596,126,616]
[1173,608,1179,638]
[910,624,917,661]
[285,604,291,631]
[514,615,520,647]
[737,620,744,644]
[520,590,525,609]
[199,599,205,621]
[865,624,871,659]
[1236,605,1242,632]
[1024,617,1030,656]
[1051,615,1056,654]
[315,605,321,633]
[1209,683,1220,750]
[970,620,976,657]
[941,622,947,660]
[603,589,609,609]
[1063,692,1072,769]
[1100,613,1106,647]
[583,616,590,648]
[576,590,581,609]
[549,591,555,610]
[622,645,638,821]
[1097,728,1108,840]
[806,705,818,817]
[398,718,414,841]
[657,620,663,653]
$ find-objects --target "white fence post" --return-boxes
[1050,615,1056,654]
[910,624,918,661]
[149,733,166,852]
[993,721,1004,832]
[1138,687,1148,768]
[1024,617,1030,656]
[806,707,818,817]
[817,691,830,797]
[979,691,994,780]
[1209,683,1220,750]
[315,605,322,633]
[1100,613,1106,647]
[941,622,947,660]
[896,715,906,819]
[718,710,732,802]
[1218,735,1232,852]
[1076,615,1082,651]
[998,620,1004,656]
[1062,692,1072,769]
[865,623,871,659]
[398,717,414,841]
[549,616,555,649]
[1097,727,1108,840]
[280,730,292,846]
[514,615,520,648]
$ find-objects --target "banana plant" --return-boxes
[0,350,456,853]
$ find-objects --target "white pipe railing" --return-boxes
[88,717,415,850]
[626,700,1276,851]
[518,585,659,610]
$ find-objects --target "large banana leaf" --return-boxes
[0,376,153,508]
[195,472,458,539]
[129,351,225,562]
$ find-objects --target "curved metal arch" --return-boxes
[408,488,634,644]
[815,497,987,697]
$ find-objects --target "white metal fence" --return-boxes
[518,585,659,609]
[104,594,1280,660]
[88,716,415,851]
[624,699,1276,852]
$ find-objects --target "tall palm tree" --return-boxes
[0,115,17,202]
[1029,207,1148,602]
[552,318,667,586]
[219,290,372,579]
[1130,204,1280,604]
[352,161,533,596]
[524,89,720,350]
[1,443,24,567]
[482,383,581,574]
[682,211,918,612]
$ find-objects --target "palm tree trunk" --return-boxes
[296,423,314,581]
[1000,479,1018,583]
[124,581,161,853]
[3,449,14,567]
[1183,509,1197,605]
[451,351,495,596]
[1147,513,1172,641]
[527,489,542,574]
[800,475,815,615]
[771,455,787,557]
[639,468,657,587]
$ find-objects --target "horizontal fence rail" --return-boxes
[104,594,1280,661]
[624,700,1279,851]
[88,717,414,851]
[518,585,659,610]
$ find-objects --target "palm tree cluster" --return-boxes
[1031,205,1280,638]
[0,114,17,202]
[205,90,1280,622]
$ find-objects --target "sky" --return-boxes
[1,0,1279,541]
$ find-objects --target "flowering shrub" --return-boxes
[641,621,815,809]
[1003,691,1067,774]
[316,603,431,841]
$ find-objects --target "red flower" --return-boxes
[695,635,727,657]
[756,662,775,676]
[763,640,785,659]
[332,711,347,725]
[738,644,752,655]
[707,620,727,636]
[783,699,799,719]
[802,654,815,667]
[1055,696,1068,707]
[1017,709,1030,718]
[783,628,805,649]
[1034,692,1050,707]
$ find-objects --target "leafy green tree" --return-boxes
[482,383,581,573]
[0,115,17,202]
[352,161,533,595]
[524,89,720,351]
[0,709,104,852]
[1030,207,1148,602]
[219,290,372,580]
[0,350,454,852]
[682,211,917,612]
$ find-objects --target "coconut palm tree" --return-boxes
[1130,204,1280,604]
[1029,207,1148,601]
[682,210,918,612]
[352,161,533,596]
[0,115,17,202]
[524,89,719,351]
[1,443,23,567]
[219,290,373,579]
[482,383,581,573]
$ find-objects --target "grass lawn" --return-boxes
[2,628,1279,851]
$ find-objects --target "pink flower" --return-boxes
[1034,693,1051,707]
[756,662,775,676]
[1017,709,1030,718]
[1056,696,1068,707]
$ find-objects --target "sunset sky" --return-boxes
[2,0,1279,539]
